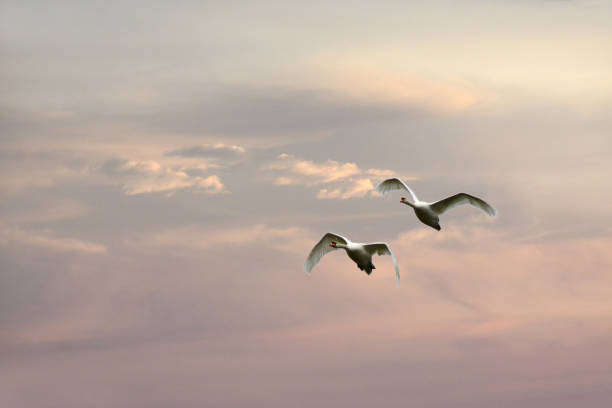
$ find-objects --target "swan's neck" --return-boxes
[334,243,348,250]
[402,201,416,208]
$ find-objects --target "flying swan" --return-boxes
[303,233,400,285]
[376,177,497,231]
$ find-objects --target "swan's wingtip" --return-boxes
[374,178,396,194]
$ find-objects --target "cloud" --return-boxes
[0,148,89,193]
[389,226,612,317]
[164,143,246,158]
[314,62,487,112]
[138,224,310,254]
[99,158,225,196]
[316,178,375,200]
[138,84,418,140]
[269,153,360,184]
[268,153,410,199]
[0,198,90,225]
[0,227,107,254]
[365,168,396,178]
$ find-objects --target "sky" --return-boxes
[1,1,612,406]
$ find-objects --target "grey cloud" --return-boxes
[165,144,246,158]
[138,85,421,138]
[99,158,137,175]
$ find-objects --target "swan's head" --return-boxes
[400,197,407,203]
[329,242,337,248]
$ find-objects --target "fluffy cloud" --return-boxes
[0,144,234,197]
[100,158,224,196]
[268,153,408,199]
[316,178,375,200]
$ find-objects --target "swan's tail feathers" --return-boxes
[364,262,376,275]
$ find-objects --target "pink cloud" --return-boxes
[268,154,410,199]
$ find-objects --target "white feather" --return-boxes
[303,232,350,274]
[375,177,418,202]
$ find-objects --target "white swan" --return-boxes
[304,232,400,285]
[376,177,497,231]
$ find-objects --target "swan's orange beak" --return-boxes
[400,197,406,203]
[329,242,336,248]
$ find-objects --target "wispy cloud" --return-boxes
[0,199,90,225]
[316,63,487,112]
[0,227,107,254]
[389,226,612,316]
[267,153,408,199]
[138,224,310,254]
[164,143,246,158]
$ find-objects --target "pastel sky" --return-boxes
[2,1,612,407]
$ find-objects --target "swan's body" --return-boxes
[376,178,497,231]
[303,233,400,285]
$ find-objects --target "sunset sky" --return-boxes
[2,1,612,407]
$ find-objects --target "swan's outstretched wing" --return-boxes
[363,243,400,286]
[375,178,418,202]
[303,233,350,274]
[430,193,497,216]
